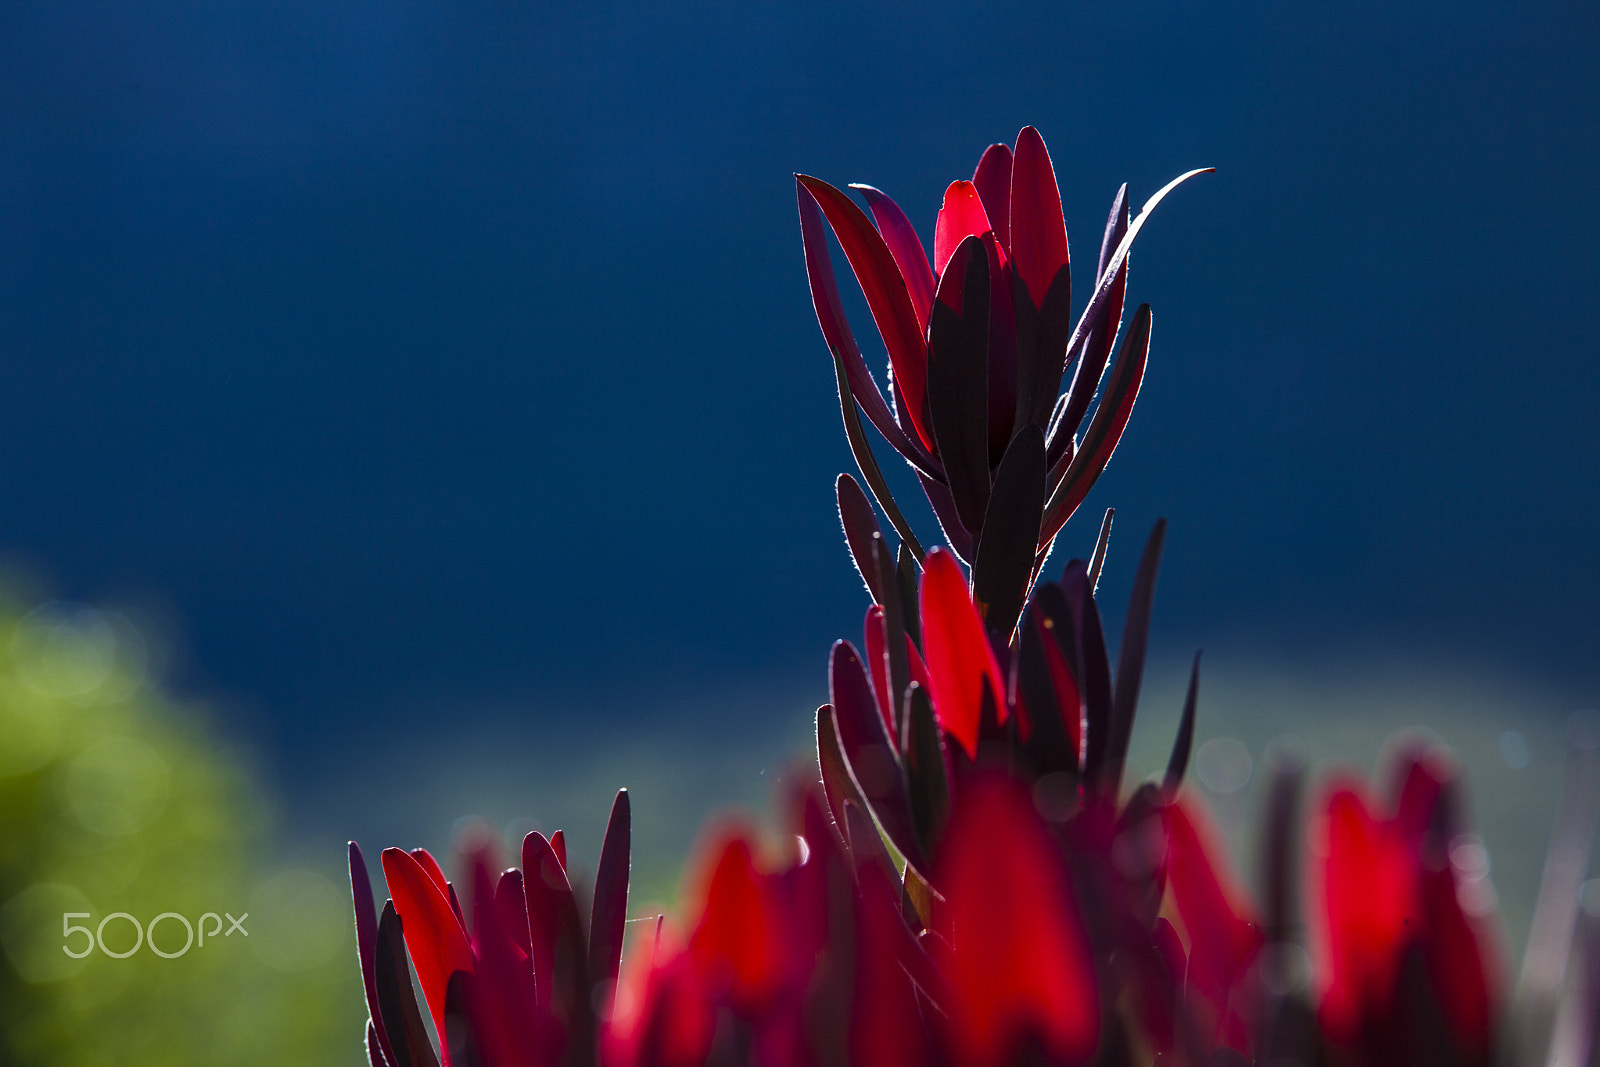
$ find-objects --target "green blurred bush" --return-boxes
[0,595,362,1065]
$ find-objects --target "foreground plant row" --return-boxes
[349,129,1600,1067]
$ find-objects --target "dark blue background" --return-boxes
[2,1,1596,805]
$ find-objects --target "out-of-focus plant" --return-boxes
[347,129,1600,1067]
[0,593,362,1065]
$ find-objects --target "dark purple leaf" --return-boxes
[1051,185,1128,463]
[468,853,543,1067]
[1104,520,1167,793]
[982,233,1019,465]
[1061,561,1113,785]
[374,902,441,1067]
[1041,304,1153,546]
[972,142,1013,251]
[897,541,923,651]
[829,347,928,564]
[797,175,935,452]
[927,236,992,538]
[1087,507,1114,595]
[442,971,483,1067]
[851,183,935,333]
[830,640,927,873]
[798,180,941,476]
[1055,169,1208,426]
[588,789,631,1004]
[871,533,912,747]
[918,470,974,563]
[521,831,583,1013]
[972,425,1047,643]
[837,473,888,604]
[1014,590,1081,780]
[1014,262,1074,438]
[1163,652,1202,797]
[350,842,396,1067]
[817,703,872,842]
[493,869,531,958]
[903,682,952,856]
[842,798,902,894]
[1256,742,1304,944]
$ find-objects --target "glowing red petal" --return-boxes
[1008,126,1069,309]
[933,180,993,276]
[381,847,476,1046]
[919,548,1007,759]
[935,777,1099,1066]
[971,143,1013,253]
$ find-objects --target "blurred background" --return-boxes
[1,1,1597,1062]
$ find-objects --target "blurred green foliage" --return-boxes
[0,594,363,1065]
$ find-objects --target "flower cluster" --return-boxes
[347,129,1600,1067]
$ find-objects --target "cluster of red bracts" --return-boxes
[348,541,1506,1066]
[798,127,1207,638]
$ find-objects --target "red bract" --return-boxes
[801,128,1209,641]
[1312,747,1500,1067]
[933,776,1099,1067]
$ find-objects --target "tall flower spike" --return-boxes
[800,129,1208,617]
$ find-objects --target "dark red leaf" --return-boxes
[467,851,545,1067]
[919,548,1008,760]
[442,972,483,1067]
[817,703,873,843]
[588,789,631,1006]
[1007,126,1069,311]
[903,682,952,855]
[797,174,934,451]
[1103,519,1167,792]
[494,869,532,958]
[374,902,442,1067]
[1041,304,1152,545]
[1162,651,1202,796]
[829,346,929,564]
[382,847,476,1047]
[521,831,583,1014]
[350,842,396,1067]
[837,473,888,604]
[1087,506,1114,593]
[1060,561,1113,784]
[918,469,974,563]
[830,641,926,871]
[1051,185,1128,463]
[798,180,941,473]
[851,183,936,333]
[981,232,1019,464]
[972,143,1013,253]
[927,236,992,538]
[1013,589,1080,779]
[971,425,1047,643]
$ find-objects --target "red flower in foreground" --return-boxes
[1313,746,1501,1067]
